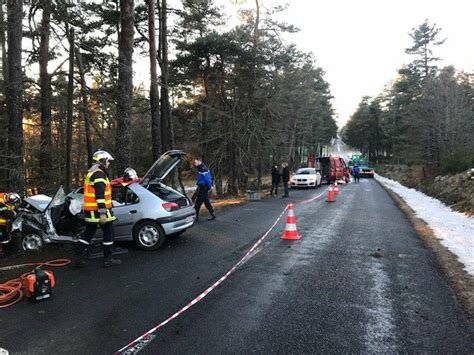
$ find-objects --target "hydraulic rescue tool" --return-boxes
[22,268,55,301]
[0,259,70,308]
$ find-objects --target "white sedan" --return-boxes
[290,168,322,188]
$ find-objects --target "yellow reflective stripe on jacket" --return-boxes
[84,210,116,223]
[92,178,108,185]
[83,202,100,208]
[83,191,111,198]
[83,168,113,211]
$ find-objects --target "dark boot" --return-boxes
[207,213,216,221]
[103,243,121,267]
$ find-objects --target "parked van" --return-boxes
[316,156,349,184]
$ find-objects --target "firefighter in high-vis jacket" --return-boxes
[0,192,22,255]
[74,150,122,268]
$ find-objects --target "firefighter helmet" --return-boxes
[93,150,114,168]
[4,192,22,207]
[123,168,138,182]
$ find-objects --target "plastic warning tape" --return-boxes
[115,187,329,355]
[300,188,328,205]
[115,205,290,355]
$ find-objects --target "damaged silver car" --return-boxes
[12,150,196,251]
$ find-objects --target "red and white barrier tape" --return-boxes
[300,188,328,205]
[115,204,290,355]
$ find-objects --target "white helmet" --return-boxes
[93,150,114,168]
[4,192,22,207]
[123,168,138,182]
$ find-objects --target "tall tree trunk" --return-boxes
[6,0,24,193]
[75,46,93,167]
[39,0,52,188]
[200,56,210,160]
[65,27,74,193]
[148,0,161,160]
[0,3,8,184]
[0,4,7,85]
[116,0,134,174]
[158,0,173,151]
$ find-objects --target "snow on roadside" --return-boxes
[375,174,474,277]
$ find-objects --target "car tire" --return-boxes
[133,221,166,251]
[15,232,43,252]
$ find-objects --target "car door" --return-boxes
[112,185,141,240]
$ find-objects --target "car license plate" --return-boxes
[186,216,194,224]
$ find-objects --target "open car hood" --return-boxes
[140,150,186,186]
[25,194,52,213]
[24,187,66,213]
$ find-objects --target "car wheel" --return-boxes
[133,221,166,251]
[16,233,43,252]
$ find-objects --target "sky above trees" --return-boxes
[202,0,474,127]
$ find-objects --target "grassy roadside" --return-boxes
[376,179,474,321]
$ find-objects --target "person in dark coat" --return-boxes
[270,165,281,196]
[193,158,216,221]
[281,162,290,198]
[352,164,360,183]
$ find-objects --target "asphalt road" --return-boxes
[1,180,473,354]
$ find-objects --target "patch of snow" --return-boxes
[375,174,474,276]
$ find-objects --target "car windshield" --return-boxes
[49,187,67,210]
[296,168,315,175]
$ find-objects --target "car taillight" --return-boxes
[162,202,180,211]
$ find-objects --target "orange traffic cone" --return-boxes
[281,203,302,240]
[334,181,340,195]
[326,185,335,202]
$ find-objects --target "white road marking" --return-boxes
[364,261,398,352]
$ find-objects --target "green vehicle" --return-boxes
[348,155,375,178]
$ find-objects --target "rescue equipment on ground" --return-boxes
[22,268,55,301]
[0,259,70,308]
[281,203,302,240]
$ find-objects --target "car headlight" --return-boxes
[11,219,22,232]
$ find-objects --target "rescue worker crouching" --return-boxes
[0,192,22,257]
[74,150,122,268]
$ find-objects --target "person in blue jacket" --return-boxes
[352,164,360,183]
[193,158,216,221]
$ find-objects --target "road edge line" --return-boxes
[375,176,474,322]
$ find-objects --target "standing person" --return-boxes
[193,158,216,222]
[74,150,121,268]
[352,163,360,183]
[0,192,22,257]
[270,165,281,196]
[281,162,290,198]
